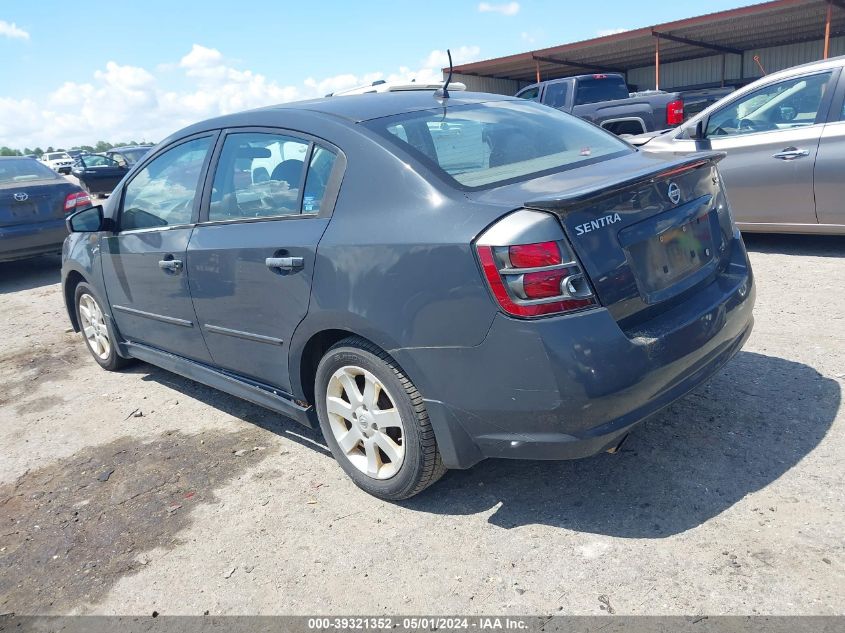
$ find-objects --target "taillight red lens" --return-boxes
[64,191,90,213]
[666,99,684,126]
[523,269,567,299]
[509,241,561,268]
[477,243,596,318]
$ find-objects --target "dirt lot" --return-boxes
[0,235,843,616]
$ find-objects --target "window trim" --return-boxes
[196,126,346,227]
[702,68,840,140]
[115,131,220,235]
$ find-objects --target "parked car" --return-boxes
[0,157,89,262]
[105,145,152,168]
[330,79,467,96]
[71,154,129,197]
[40,151,74,174]
[516,73,684,135]
[61,90,755,499]
[628,56,845,234]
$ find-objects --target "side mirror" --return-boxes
[688,119,706,140]
[66,205,106,233]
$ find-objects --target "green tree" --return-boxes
[46,146,55,153]
[33,147,44,157]
[94,141,113,152]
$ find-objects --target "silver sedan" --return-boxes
[629,56,845,235]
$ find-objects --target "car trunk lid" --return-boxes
[471,151,734,326]
[0,179,74,228]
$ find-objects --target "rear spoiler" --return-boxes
[524,152,725,216]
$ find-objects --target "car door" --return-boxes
[812,72,845,227]
[101,134,217,363]
[701,69,836,226]
[187,129,344,393]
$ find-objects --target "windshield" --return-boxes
[364,100,631,190]
[0,158,60,183]
[121,148,150,164]
[46,153,69,161]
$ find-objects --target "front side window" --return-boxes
[121,137,212,231]
[81,155,119,168]
[366,100,631,189]
[209,132,336,221]
[706,72,833,137]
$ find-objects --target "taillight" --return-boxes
[476,213,597,318]
[64,191,90,213]
[666,99,684,126]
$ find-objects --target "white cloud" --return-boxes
[478,2,520,16]
[596,28,628,37]
[0,20,29,40]
[0,44,481,149]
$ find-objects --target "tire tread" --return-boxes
[324,336,446,499]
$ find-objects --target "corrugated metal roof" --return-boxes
[450,0,845,82]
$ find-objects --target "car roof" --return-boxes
[172,91,518,138]
[110,145,151,151]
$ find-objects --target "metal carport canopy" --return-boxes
[448,0,845,84]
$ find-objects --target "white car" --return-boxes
[330,80,466,96]
[40,152,74,175]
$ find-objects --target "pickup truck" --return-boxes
[515,73,684,136]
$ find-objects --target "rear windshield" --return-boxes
[574,76,629,105]
[363,100,631,190]
[0,158,60,183]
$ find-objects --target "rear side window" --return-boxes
[209,132,336,221]
[516,87,540,102]
[543,82,569,108]
[121,137,212,231]
[366,100,631,190]
[574,76,629,105]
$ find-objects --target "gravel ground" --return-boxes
[0,234,843,616]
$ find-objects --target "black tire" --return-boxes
[315,336,447,500]
[74,282,132,371]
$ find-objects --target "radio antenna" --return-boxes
[441,49,453,98]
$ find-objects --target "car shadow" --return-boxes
[124,362,333,458]
[402,350,840,537]
[743,233,845,258]
[0,254,62,294]
[123,350,839,538]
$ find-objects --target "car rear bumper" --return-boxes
[0,219,67,262]
[395,241,755,469]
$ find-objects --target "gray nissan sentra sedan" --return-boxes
[61,90,755,500]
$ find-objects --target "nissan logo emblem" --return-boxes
[13,192,28,202]
[667,182,681,205]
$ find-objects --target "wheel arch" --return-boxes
[63,269,87,332]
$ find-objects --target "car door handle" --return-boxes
[158,259,183,272]
[265,256,304,271]
[772,147,810,160]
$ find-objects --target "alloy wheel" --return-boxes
[325,365,405,479]
[78,293,111,360]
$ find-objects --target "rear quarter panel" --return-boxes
[288,124,509,398]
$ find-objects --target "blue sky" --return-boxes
[0,0,750,148]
